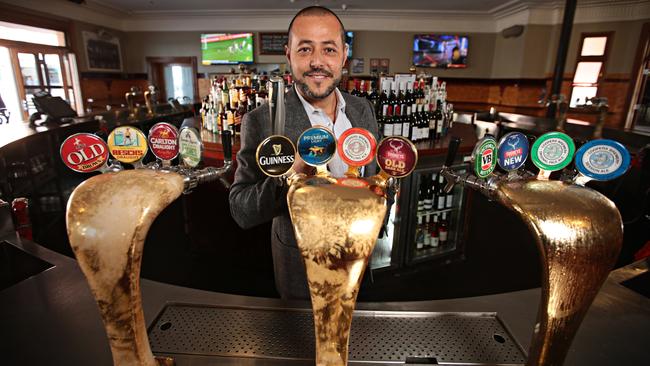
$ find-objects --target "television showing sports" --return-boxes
[345,31,354,58]
[201,33,254,65]
[413,35,468,68]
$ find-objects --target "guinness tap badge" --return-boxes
[256,135,296,177]
[60,133,109,173]
[376,136,418,178]
[107,126,148,164]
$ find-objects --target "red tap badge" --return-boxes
[376,136,418,178]
[148,122,179,161]
[337,127,376,167]
[60,133,109,173]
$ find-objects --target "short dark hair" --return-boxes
[287,6,346,48]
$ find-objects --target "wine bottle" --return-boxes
[430,215,439,248]
[416,216,424,250]
[439,212,449,246]
[423,174,433,211]
[402,106,411,139]
[437,173,446,210]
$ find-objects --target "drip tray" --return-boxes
[149,303,527,365]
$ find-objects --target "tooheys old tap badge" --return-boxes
[575,139,630,181]
[497,132,529,172]
[256,135,296,177]
[531,131,575,171]
[178,127,203,168]
[473,136,497,178]
[148,122,179,161]
[107,126,148,164]
[60,133,109,173]
[376,136,418,178]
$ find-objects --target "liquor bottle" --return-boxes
[423,174,433,212]
[402,106,411,139]
[445,182,454,209]
[417,176,425,212]
[430,215,439,248]
[229,80,239,111]
[416,216,424,250]
[359,80,368,99]
[221,80,230,110]
[439,212,449,246]
[437,173,446,210]
[424,214,432,248]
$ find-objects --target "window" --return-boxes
[0,21,66,47]
[569,33,612,107]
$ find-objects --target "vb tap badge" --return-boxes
[107,126,148,164]
[574,139,630,183]
[376,136,418,178]
[472,136,497,179]
[60,133,109,173]
[297,127,337,168]
[148,122,179,162]
[497,132,529,172]
[256,134,296,177]
[178,127,203,168]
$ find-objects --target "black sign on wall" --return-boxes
[260,33,289,55]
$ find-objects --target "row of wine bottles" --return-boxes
[418,172,455,212]
[416,211,450,250]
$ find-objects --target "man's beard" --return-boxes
[295,68,340,100]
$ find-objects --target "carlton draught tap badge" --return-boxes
[107,126,148,164]
[60,133,109,173]
[472,136,497,178]
[148,122,179,162]
[256,135,296,177]
[376,136,417,178]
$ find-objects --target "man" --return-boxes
[229,6,379,300]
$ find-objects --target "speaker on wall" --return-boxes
[502,25,525,38]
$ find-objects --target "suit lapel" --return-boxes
[284,87,312,143]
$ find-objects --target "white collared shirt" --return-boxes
[295,87,357,177]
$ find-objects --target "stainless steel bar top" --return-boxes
[1,232,648,366]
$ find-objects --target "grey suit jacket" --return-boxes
[229,86,379,300]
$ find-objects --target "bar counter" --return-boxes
[1,230,648,365]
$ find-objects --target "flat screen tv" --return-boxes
[345,31,354,58]
[413,35,468,68]
[201,33,254,65]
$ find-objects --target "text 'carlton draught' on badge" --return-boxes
[148,122,179,161]
[473,136,497,178]
[575,139,630,181]
[337,127,377,167]
[497,132,529,172]
[376,136,418,178]
[107,126,148,164]
[531,131,575,172]
[297,127,336,167]
[178,127,203,168]
[256,135,296,177]
[60,133,109,173]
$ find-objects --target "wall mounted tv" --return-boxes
[201,33,254,65]
[413,35,468,68]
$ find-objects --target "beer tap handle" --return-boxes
[444,137,461,168]
[221,129,233,163]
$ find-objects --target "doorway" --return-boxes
[146,56,198,102]
[626,22,650,132]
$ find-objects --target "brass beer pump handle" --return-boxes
[67,169,185,366]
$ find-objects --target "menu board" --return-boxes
[260,33,289,55]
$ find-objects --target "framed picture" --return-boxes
[260,33,289,55]
[82,30,123,72]
[350,58,364,74]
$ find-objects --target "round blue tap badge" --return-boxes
[497,132,529,172]
[297,127,336,167]
[575,139,630,181]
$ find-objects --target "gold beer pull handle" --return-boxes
[440,138,623,366]
[66,165,232,366]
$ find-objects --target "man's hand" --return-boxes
[291,154,316,175]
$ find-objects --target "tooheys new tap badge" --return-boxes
[60,133,109,173]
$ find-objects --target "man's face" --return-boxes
[286,14,348,101]
[452,49,460,61]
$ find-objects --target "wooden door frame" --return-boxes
[624,22,650,129]
[146,56,199,102]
